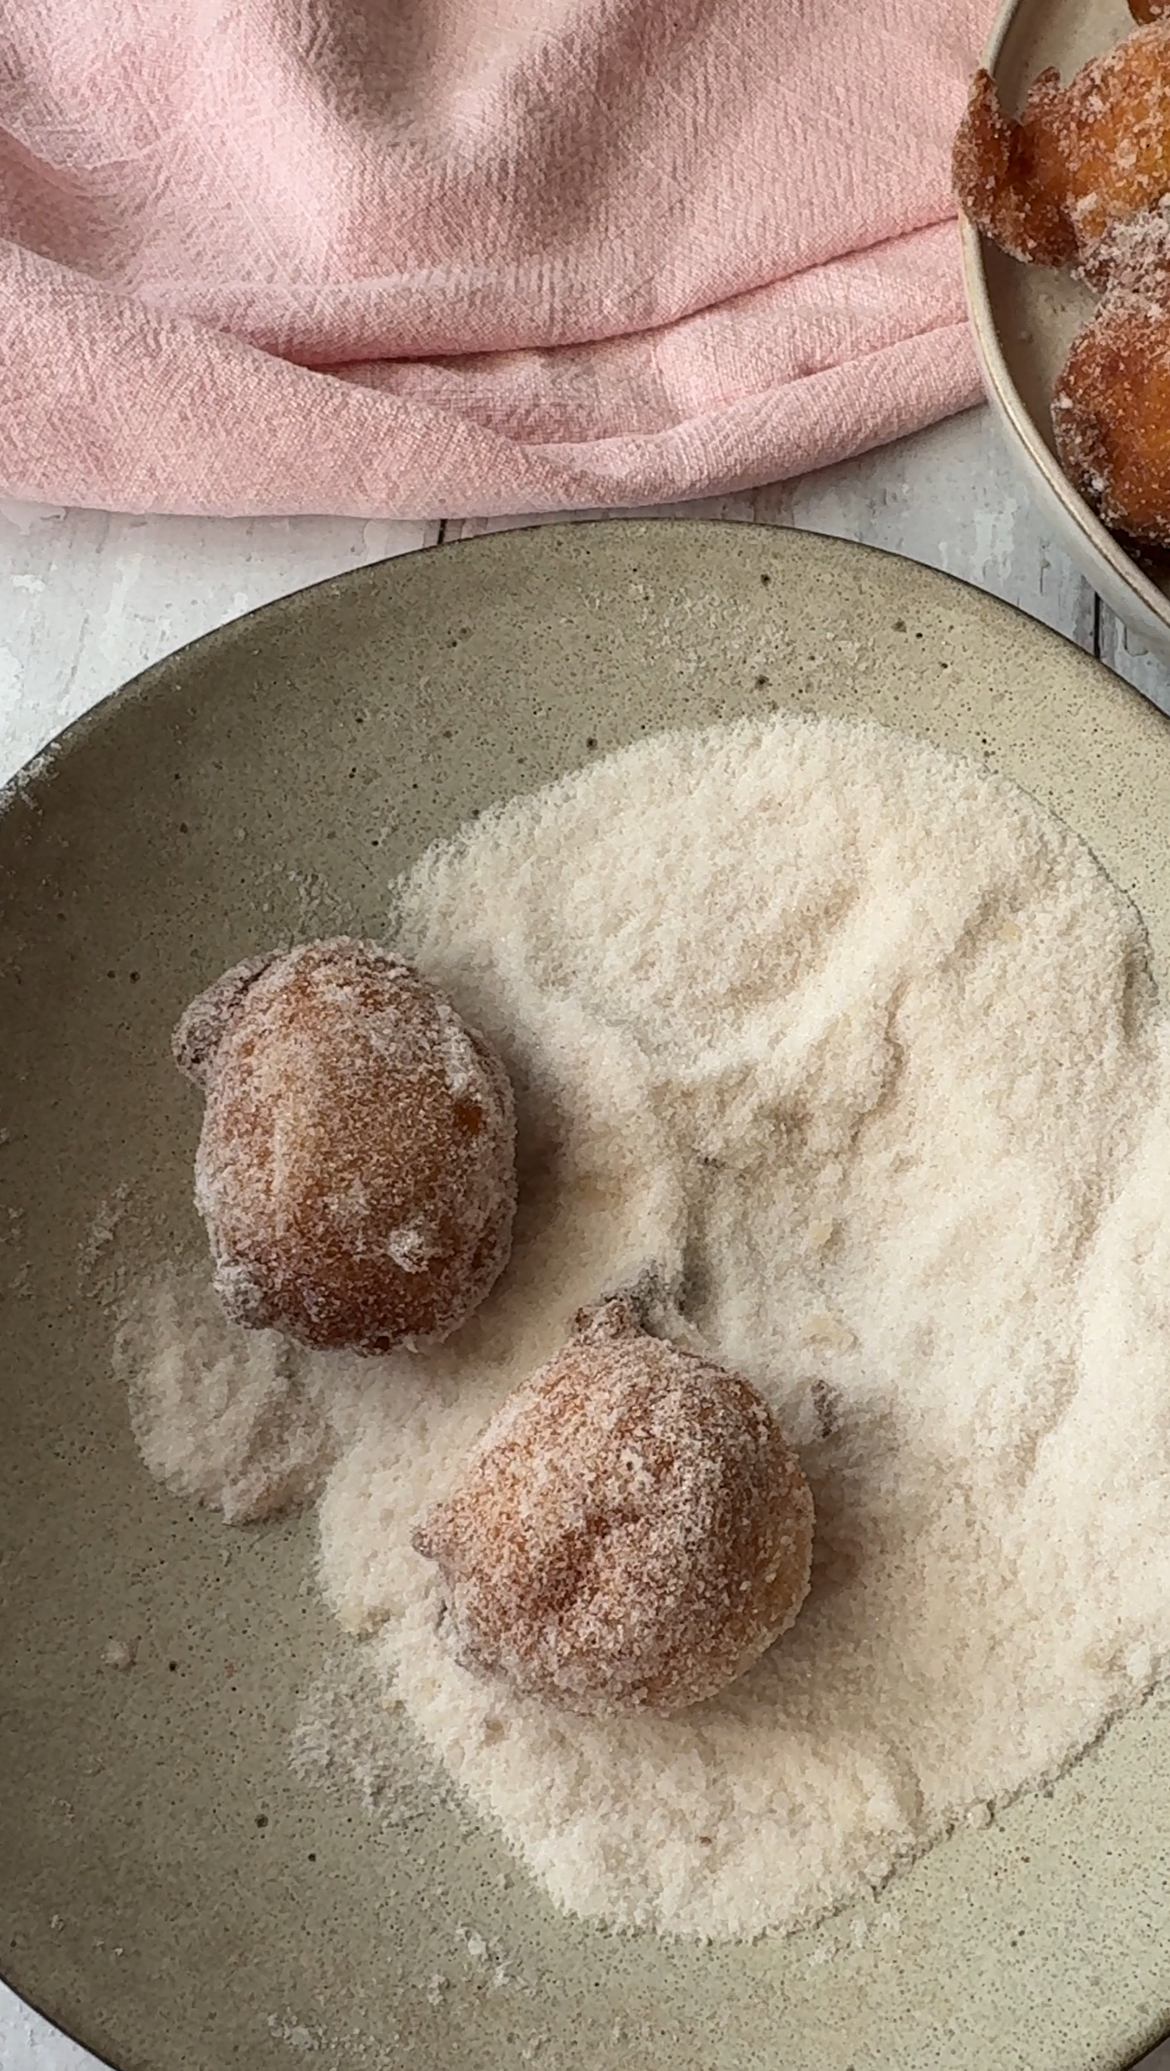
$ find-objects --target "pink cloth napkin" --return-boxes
[1,0,989,519]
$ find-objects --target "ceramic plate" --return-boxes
[961,0,1170,663]
[4,521,1170,2071]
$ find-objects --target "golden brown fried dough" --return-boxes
[954,17,1170,546]
[1053,284,1170,547]
[412,1298,814,1716]
[1130,0,1170,24]
[953,28,1170,281]
[174,938,516,1353]
[952,68,1076,268]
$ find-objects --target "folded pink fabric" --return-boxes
[1,0,989,518]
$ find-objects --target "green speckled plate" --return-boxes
[3,521,1170,2071]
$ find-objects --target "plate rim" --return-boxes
[0,514,1152,826]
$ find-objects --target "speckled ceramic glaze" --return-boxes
[961,0,1170,665]
[3,523,1170,2071]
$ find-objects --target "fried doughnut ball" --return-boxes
[953,23,1170,280]
[173,938,516,1353]
[953,12,1170,545]
[953,68,1076,270]
[1053,281,1170,547]
[412,1298,814,1716]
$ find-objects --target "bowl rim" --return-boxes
[958,0,1170,639]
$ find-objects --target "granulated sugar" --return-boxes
[118,1274,338,1524]
[122,710,1170,1940]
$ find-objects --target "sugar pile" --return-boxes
[119,709,1170,1941]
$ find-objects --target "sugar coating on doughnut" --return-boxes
[953,22,1170,547]
[953,30,1170,277]
[412,1298,814,1716]
[1053,256,1170,547]
[173,937,517,1353]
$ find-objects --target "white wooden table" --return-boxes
[4,402,1170,2071]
